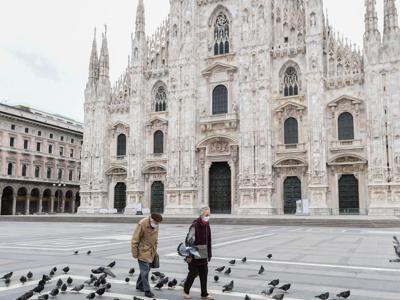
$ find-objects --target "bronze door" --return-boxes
[339,174,359,214]
[151,181,164,213]
[209,162,231,214]
[284,177,301,214]
[114,182,127,213]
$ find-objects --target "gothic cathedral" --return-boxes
[79,0,400,216]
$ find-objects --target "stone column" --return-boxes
[61,195,65,213]
[0,192,2,214]
[50,195,55,213]
[38,195,43,213]
[71,196,75,214]
[25,195,30,215]
[12,195,16,215]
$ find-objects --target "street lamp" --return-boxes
[53,180,66,213]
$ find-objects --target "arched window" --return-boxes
[284,118,299,144]
[7,163,13,176]
[214,13,230,56]
[338,112,354,140]
[212,85,228,115]
[283,67,299,97]
[154,130,164,154]
[154,86,167,112]
[117,134,127,156]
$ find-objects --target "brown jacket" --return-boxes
[131,217,159,263]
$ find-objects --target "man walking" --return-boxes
[183,206,213,300]
[131,213,163,298]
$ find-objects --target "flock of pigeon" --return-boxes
[1,235,399,300]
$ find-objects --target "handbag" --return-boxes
[151,252,160,269]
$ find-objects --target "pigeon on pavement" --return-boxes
[222,280,234,292]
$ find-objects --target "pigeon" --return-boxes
[19,276,27,284]
[242,257,247,263]
[0,272,13,280]
[151,275,157,282]
[215,266,225,272]
[161,277,169,285]
[336,290,351,299]
[315,292,330,300]
[107,261,116,268]
[168,279,177,288]
[87,250,92,255]
[267,254,273,259]
[155,281,164,289]
[261,287,274,296]
[125,277,130,283]
[52,267,57,272]
[38,295,49,300]
[278,283,291,293]
[32,284,45,294]
[214,275,219,282]
[96,287,106,296]
[71,284,84,292]
[258,265,265,275]
[86,293,96,299]
[105,282,112,290]
[152,271,165,278]
[268,279,280,287]
[49,270,55,277]
[84,276,96,285]
[61,283,68,293]
[229,259,236,265]
[222,280,234,292]
[4,278,11,286]
[272,294,285,300]
[179,279,186,287]
[56,279,63,288]
[103,267,116,278]
[49,288,59,297]
[73,250,79,255]
[26,271,33,280]
[244,295,251,300]
[62,266,70,274]
[128,268,135,276]
[224,267,232,275]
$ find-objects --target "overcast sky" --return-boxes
[0,0,387,122]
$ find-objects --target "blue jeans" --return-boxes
[136,260,151,292]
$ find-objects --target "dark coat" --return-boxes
[188,217,212,265]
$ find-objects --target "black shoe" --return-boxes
[145,291,155,298]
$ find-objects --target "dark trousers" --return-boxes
[136,260,151,292]
[184,263,208,297]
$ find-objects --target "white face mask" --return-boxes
[151,222,159,229]
[201,216,210,222]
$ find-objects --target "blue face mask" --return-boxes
[201,216,210,222]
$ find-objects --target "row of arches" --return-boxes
[0,187,80,215]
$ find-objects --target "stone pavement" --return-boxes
[0,221,400,300]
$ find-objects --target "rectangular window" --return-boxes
[47,167,52,179]
[70,149,74,158]
[49,133,53,139]
[23,140,29,150]
[35,166,40,178]
[9,137,15,147]
[60,146,64,156]
[58,169,63,180]
[71,138,74,144]
[284,37,289,43]
[25,128,29,133]
[48,144,53,154]
[36,142,41,152]
[22,165,27,177]
[7,163,13,175]
[38,130,42,136]
[11,124,15,130]
[69,170,73,181]
[60,136,64,141]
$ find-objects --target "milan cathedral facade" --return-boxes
[79,0,400,216]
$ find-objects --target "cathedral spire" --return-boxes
[135,0,145,38]
[88,28,98,81]
[383,0,399,40]
[364,0,380,41]
[99,25,109,79]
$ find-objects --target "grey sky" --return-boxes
[0,0,387,122]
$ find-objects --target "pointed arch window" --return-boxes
[212,85,228,115]
[338,112,354,140]
[154,130,164,154]
[214,13,230,56]
[284,118,299,144]
[283,67,299,97]
[154,86,167,112]
[117,134,127,156]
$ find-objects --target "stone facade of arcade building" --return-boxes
[79,0,400,216]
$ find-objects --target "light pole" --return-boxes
[52,180,66,213]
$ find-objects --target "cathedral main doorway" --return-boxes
[209,162,231,214]
[338,174,359,214]
[114,182,126,213]
[151,181,164,213]
[283,177,301,214]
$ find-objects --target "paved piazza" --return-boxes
[0,222,399,300]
